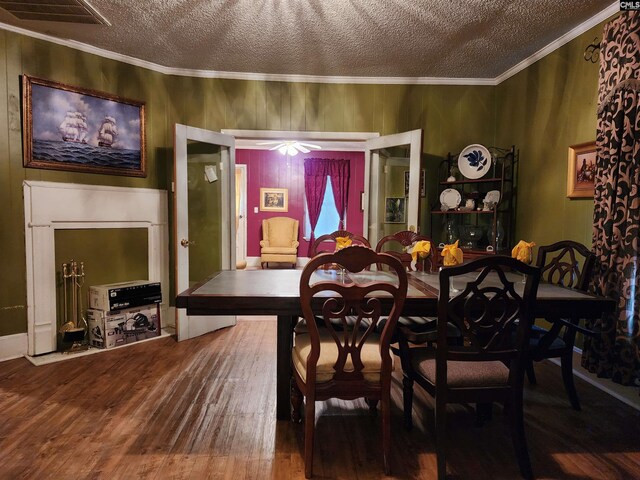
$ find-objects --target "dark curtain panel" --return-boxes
[304,159,329,257]
[303,158,350,256]
[328,160,350,229]
[583,11,640,388]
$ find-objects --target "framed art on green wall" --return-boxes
[567,141,596,199]
[22,75,146,177]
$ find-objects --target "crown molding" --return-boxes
[0,2,618,87]
[174,69,496,86]
[495,2,619,84]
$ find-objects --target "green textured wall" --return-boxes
[495,23,607,347]
[495,24,603,248]
[1,28,497,336]
[0,31,174,336]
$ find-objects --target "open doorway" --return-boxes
[221,129,423,264]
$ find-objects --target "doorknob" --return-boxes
[180,238,194,248]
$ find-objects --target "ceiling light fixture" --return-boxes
[258,140,321,156]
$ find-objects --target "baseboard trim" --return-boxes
[549,348,640,412]
[245,256,310,268]
[25,329,173,366]
[0,333,28,362]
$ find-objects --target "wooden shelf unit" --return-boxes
[430,145,518,254]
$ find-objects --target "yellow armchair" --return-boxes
[260,217,300,268]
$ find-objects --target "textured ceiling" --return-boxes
[0,0,615,80]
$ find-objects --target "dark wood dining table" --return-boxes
[176,268,615,421]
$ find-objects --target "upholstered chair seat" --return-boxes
[293,330,387,383]
[409,348,510,388]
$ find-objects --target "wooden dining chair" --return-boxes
[375,230,438,272]
[310,229,371,256]
[528,240,596,410]
[293,245,408,478]
[397,256,540,480]
[375,231,456,352]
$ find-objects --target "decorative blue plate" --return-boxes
[458,144,492,179]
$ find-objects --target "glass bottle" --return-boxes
[489,219,505,251]
[445,219,458,244]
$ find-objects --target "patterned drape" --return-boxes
[582,12,640,388]
[328,160,350,229]
[303,158,350,256]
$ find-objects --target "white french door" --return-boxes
[174,124,237,341]
[363,129,423,248]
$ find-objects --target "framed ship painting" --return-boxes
[22,75,146,177]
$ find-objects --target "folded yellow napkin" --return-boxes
[334,236,352,251]
[511,240,536,264]
[441,240,463,266]
[410,240,432,262]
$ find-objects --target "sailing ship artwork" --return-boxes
[60,111,89,144]
[97,116,118,147]
[23,76,146,177]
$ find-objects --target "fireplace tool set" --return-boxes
[59,260,88,352]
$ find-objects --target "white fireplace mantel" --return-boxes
[23,180,170,356]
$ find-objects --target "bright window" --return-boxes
[304,176,341,238]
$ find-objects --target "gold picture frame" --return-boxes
[567,141,596,199]
[260,187,288,212]
[22,75,146,177]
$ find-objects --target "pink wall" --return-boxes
[236,149,365,257]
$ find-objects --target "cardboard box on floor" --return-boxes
[88,304,160,349]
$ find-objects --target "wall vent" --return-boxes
[0,0,110,25]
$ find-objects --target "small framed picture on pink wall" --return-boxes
[567,141,596,199]
[260,187,288,212]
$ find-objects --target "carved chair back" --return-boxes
[310,230,371,256]
[375,230,438,272]
[535,240,595,291]
[437,256,540,372]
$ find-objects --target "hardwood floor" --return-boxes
[0,318,638,479]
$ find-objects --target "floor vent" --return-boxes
[0,0,110,25]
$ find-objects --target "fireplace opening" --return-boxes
[54,228,149,351]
